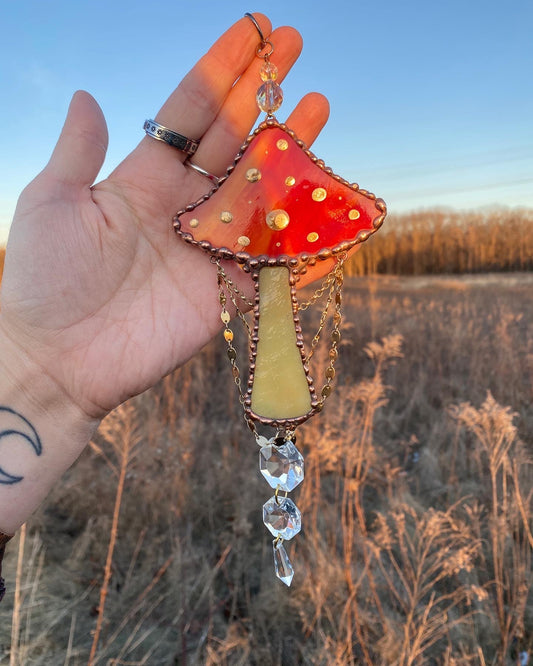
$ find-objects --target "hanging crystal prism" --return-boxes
[259,439,304,491]
[263,496,302,540]
[272,538,294,587]
[260,436,305,584]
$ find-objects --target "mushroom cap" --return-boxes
[174,120,386,276]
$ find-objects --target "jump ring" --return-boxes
[256,40,274,58]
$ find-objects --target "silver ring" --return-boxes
[143,119,199,155]
[184,159,220,184]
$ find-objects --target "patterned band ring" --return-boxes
[143,119,200,155]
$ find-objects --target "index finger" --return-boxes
[147,14,274,160]
[117,14,304,195]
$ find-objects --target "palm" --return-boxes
[0,16,329,419]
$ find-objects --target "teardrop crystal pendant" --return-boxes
[272,539,294,587]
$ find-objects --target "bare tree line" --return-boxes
[2,207,532,283]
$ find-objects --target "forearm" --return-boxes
[0,332,99,534]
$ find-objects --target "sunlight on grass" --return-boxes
[0,212,532,663]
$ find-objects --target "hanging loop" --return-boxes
[245,12,266,45]
[245,12,274,58]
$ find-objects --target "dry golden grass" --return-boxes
[347,208,533,276]
[0,253,532,662]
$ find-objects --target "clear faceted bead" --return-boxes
[263,496,301,540]
[256,81,283,114]
[273,539,294,586]
[260,61,278,81]
[260,441,304,491]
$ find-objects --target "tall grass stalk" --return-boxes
[9,522,25,666]
[451,394,532,662]
[88,403,140,664]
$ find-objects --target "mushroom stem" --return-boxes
[250,266,313,420]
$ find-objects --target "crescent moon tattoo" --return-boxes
[0,406,42,485]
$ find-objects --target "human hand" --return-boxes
[0,14,329,421]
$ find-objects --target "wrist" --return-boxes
[0,330,100,534]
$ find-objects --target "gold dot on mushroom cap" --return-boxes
[189,218,199,228]
[348,209,360,220]
[220,211,233,223]
[312,187,327,201]
[276,139,289,151]
[285,176,295,186]
[246,168,261,182]
[307,232,319,242]
[266,209,290,230]
[237,235,250,246]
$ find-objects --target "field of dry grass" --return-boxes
[347,209,533,276]
[1,268,532,665]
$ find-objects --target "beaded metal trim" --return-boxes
[173,118,387,271]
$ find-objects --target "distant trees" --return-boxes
[347,208,533,276]
[1,209,532,284]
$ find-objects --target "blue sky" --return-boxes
[1,0,532,243]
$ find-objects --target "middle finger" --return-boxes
[187,25,303,178]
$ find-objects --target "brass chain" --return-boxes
[216,261,253,337]
[216,260,254,308]
[304,254,346,363]
[298,265,338,311]
[317,262,344,409]
[305,279,336,363]
[216,263,257,434]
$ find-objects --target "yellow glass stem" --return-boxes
[251,266,312,419]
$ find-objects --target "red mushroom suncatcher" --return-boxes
[173,14,386,587]
[174,119,386,427]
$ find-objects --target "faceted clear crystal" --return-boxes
[260,441,304,491]
[263,496,301,540]
[273,539,294,586]
[256,81,283,114]
[260,61,278,81]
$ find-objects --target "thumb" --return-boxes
[45,90,108,187]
